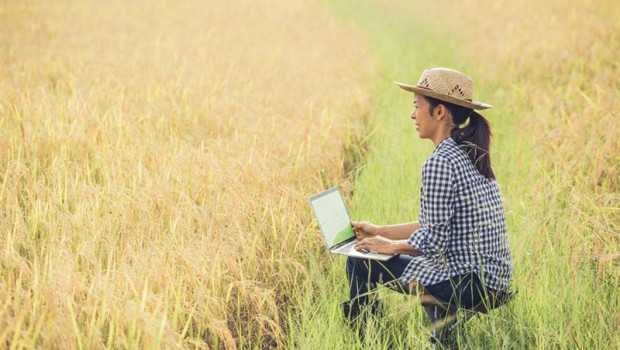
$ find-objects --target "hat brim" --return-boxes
[395,82,492,110]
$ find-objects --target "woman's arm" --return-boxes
[376,222,421,239]
[408,156,455,255]
[354,236,423,256]
[352,221,420,240]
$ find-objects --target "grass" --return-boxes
[289,0,619,348]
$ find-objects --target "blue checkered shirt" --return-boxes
[400,137,512,292]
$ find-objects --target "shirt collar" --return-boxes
[433,137,454,154]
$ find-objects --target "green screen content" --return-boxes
[311,189,354,248]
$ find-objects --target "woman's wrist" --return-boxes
[372,225,383,236]
[375,225,388,237]
[390,241,420,256]
[388,241,398,254]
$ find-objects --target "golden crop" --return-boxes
[0,0,371,348]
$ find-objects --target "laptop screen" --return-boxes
[309,187,354,249]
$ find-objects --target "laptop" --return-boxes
[309,187,395,261]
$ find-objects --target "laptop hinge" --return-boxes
[330,237,355,252]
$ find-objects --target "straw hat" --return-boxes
[396,68,492,110]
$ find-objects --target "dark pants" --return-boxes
[346,256,485,309]
[346,255,412,305]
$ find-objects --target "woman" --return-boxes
[344,68,513,332]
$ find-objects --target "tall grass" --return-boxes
[0,0,372,348]
[289,0,618,348]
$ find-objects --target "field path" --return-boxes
[325,0,619,348]
[0,0,372,348]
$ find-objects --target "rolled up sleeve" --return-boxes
[407,156,454,255]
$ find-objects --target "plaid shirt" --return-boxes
[400,137,512,291]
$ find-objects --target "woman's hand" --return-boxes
[351,221,381,239]
[354,236,395,254]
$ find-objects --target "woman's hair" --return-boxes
[426,96,496,180]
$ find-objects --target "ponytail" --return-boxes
[426,96,495,180]
[451,111,495,179]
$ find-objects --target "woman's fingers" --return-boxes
[351,221,365,229]
[352,221,376,239]
[354,239,368,250]
[351,221,363,238]
[355,236,392,254]
[355,237,375,251]
[353,228,366,239]
[353,228,362,239]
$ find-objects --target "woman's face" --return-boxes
[411,94,438,139]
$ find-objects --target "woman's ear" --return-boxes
[434,104,447,120]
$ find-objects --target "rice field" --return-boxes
[0,0,371,348]
[1,0,619,349]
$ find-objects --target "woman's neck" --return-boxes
[431,128,453,147]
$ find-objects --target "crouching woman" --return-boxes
[344,68,513,340]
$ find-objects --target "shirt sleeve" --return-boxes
[407,155,455,255]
